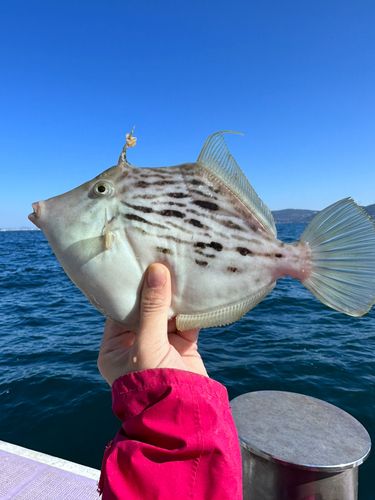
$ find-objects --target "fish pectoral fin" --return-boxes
[103,209,114,250]
[176,283,275,330]
[197,131,276,237]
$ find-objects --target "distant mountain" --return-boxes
[363,204,375,220]
[271,209,318,224]
[272,204,375,224]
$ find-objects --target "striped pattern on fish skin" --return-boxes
[28,131,375,331]
[100,160,310,327]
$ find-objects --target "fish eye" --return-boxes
[94,182,112,196]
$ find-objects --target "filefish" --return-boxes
[29,130,375,331]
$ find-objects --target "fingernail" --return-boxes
[147,264,167,288]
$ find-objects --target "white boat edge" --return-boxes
[0,440,100,481]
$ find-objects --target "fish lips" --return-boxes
[28,201,42,228]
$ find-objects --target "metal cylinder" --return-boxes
[231,391,371,500]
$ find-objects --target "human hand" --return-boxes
[97,263,208,386]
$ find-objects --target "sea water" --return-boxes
[1,227,374,499]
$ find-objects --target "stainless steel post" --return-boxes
[231,391,371,500]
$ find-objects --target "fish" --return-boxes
[28,130,375,332]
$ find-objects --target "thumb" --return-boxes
[137,263,171,344]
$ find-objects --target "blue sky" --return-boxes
[1,0,374,228]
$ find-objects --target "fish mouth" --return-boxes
[28,202,42,227]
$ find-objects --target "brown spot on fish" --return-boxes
[275,253,283,258]
[150,201,186,207]
[237,247,252,256]
[123,213,149,223]
[250,224,258,232]
[140,173,170,179]
[159,209,185,218]
[133,226,147,235]
[154,180,176,186]
[122,202,154,214]
[188,219,204,228]
[228,267,238,273]
[157,234,191,245]
[195,250,215,258]
[195,259,208,267]
[135,181,149,188]
[133,194,158,199]
[135,179,176,188]
[209,186,221,194]
[209,241,223,252]
[123,213,168,230]
[168,192,188,198]
[156,247,173,255]
[194,241,222,251]
[193,200,219,211]
[191,179,204,186]
[222,220,244,231]
[164,220,193,234]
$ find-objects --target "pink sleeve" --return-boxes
[98,368,242,500]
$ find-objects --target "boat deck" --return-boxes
[0,440,100,499]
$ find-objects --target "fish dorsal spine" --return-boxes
[118,126,137,165]
[197,131,277,236]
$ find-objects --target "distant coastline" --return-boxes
[272,203,375,224]
[2,204,374,230]
[0,228,41,231]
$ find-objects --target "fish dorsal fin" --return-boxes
[197,131,276,236]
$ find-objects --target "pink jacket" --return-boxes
[98,368,242,500]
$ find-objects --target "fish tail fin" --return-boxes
[299,198,375,317]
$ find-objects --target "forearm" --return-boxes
[99,368,242,500]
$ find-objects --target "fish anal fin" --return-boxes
[197,131,276,236]
[176,283,275,330]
